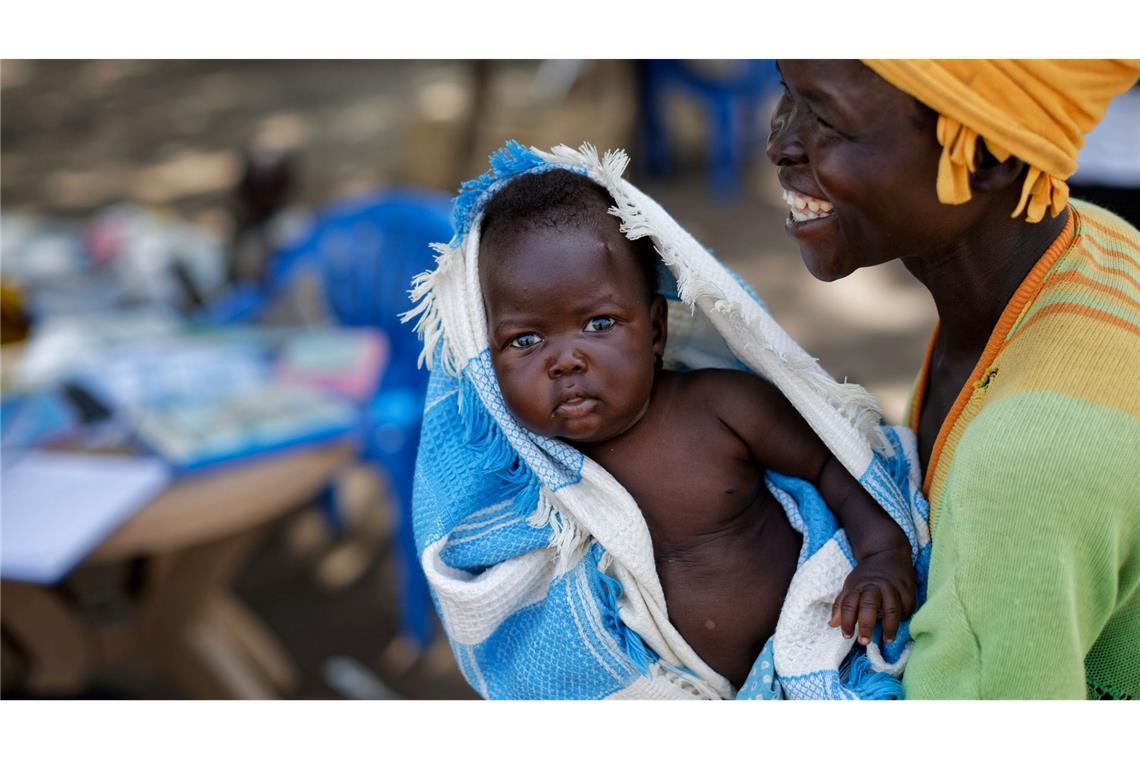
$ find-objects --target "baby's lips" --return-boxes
[553,396,599,419]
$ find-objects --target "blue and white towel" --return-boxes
[406,141,931,699]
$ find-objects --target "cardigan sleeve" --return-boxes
[903,395,1135,699]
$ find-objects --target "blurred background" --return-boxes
[12,59,1124,700]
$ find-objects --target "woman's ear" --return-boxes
[650,295,668,362]
[970,140,1026,194]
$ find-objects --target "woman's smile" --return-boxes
[780,182,837,244]
[782,186,834,222]
[782,186,838,240]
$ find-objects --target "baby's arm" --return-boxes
[695,370,916,643]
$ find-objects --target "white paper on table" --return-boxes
[1,451,171,584]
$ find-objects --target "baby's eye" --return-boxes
[509,333,542,349]
[584,317,616,333]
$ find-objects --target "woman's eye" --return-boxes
[509,333,541,349]
[584,317,616,333]
[814,113,845,137]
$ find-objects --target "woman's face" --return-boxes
[766,60,969,281]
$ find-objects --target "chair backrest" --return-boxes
[648,59,780,100]
[277,190,453,391]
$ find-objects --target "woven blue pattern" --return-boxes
[465,351,584,492]
[737,639,783,699]
[451,140,588,240]
[778,670,851,700]
[439,505,550,572]
[472,563,647,699]
[756,444,928,700]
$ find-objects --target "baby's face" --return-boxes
[480,221,666,444]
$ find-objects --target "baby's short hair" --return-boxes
[479,168,660,299]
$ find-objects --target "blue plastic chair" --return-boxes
[207,189,453,650]
[637,60,780,198]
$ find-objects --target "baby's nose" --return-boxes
[547,344,587,377]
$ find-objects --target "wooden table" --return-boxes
[1,443,354,698]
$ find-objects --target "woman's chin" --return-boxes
[800,248,852,282]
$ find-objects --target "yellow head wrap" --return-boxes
[862,60,1140,222]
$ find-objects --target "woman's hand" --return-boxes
[829,546,916,644]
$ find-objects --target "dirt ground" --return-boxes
[1,60,937,699]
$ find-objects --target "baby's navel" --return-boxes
[704,619,716,631]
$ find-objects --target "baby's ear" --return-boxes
[650,295,668,358]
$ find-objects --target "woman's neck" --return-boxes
[902,207,1070,362]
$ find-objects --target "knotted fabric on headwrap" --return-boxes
[863,60,1140,222]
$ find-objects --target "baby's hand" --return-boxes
[829,547,916,645]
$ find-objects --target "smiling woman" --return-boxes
[767,61,970,283]
[766,59,1140,700]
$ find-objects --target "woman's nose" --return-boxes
[547,344,586,378]
[766,99,807,167]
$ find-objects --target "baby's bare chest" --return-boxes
[583,406,803,685]
[586,410,797,583]
[589,410,764,530]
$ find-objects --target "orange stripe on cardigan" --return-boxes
[1082,235,1140,274]
[1081,216,1140,257]
[1079,246,1140,291]
[1042,270,1140,312]
[1012,301,1140,341]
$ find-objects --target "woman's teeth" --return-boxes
[782,188,834,222]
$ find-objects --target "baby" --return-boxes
[478,168,915,688]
